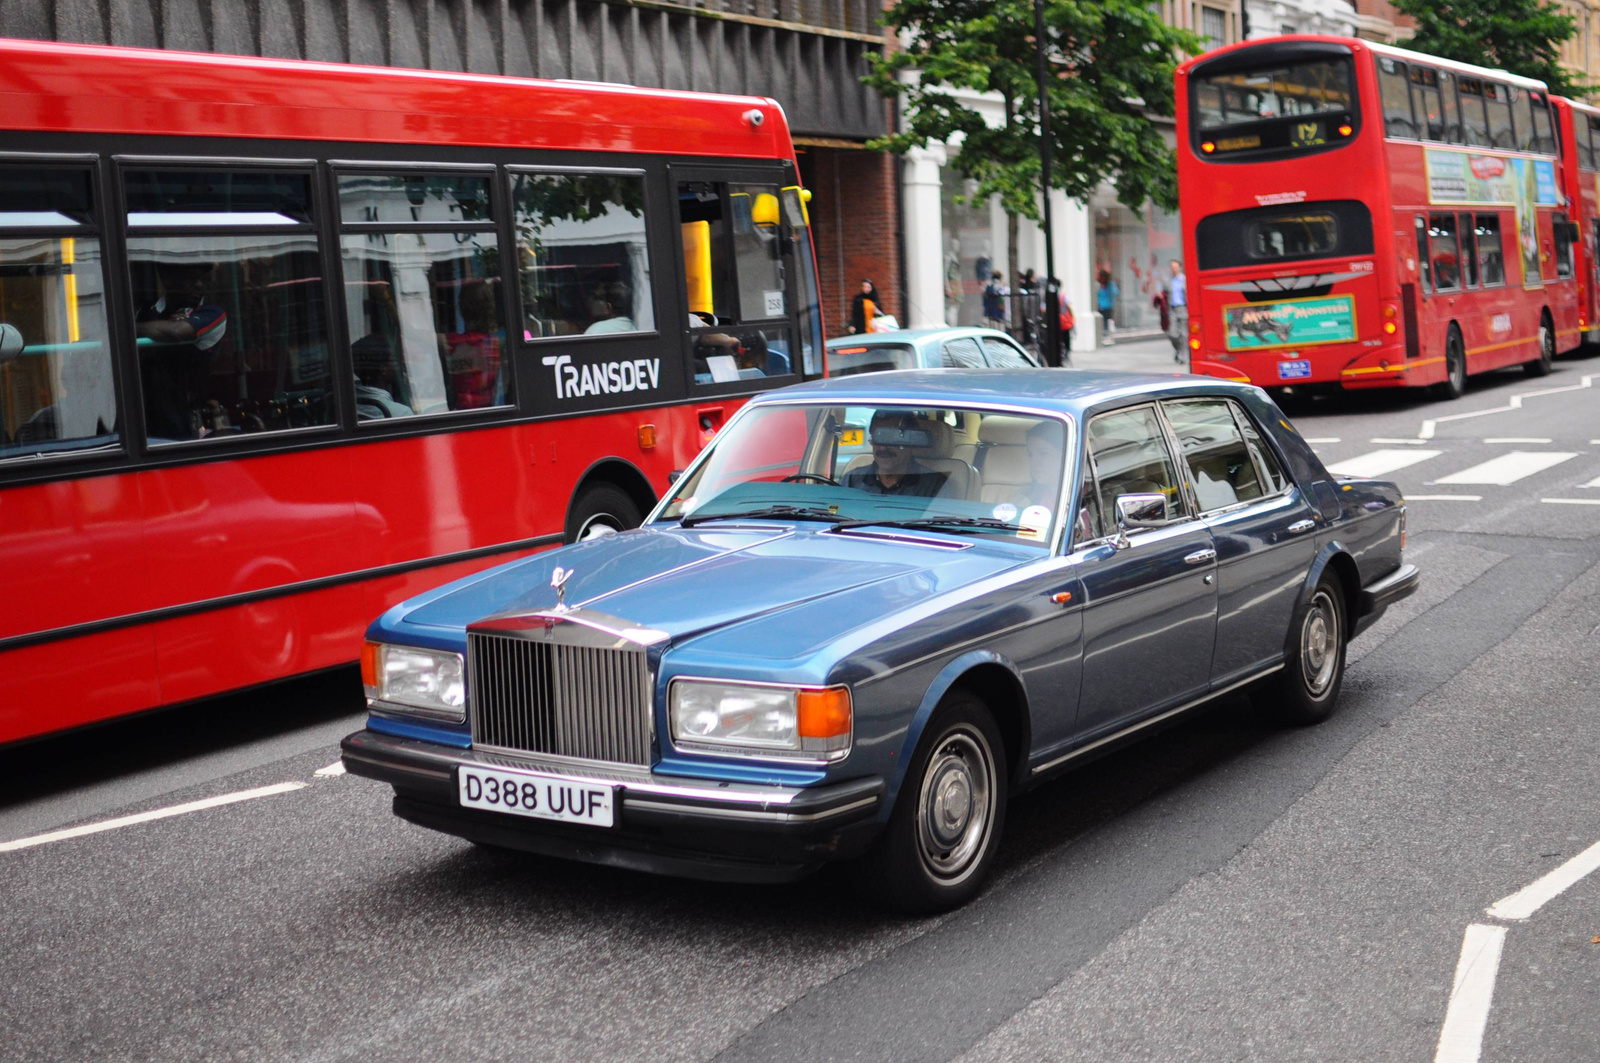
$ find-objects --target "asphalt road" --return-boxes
[3,346,1598,1062]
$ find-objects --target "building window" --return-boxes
[1202,6,1228,49]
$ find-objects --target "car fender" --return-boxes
[1301,539,1360,629]
[884,649,1030,809]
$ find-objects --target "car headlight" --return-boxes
[669,679,852,761]
[361,641,466,723]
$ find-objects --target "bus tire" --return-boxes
[1433,326,1466,400]
[1525,312,1555,377]
[565,483,642,544]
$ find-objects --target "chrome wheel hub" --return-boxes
[1300,590,1339,697]
[916,730,994,881]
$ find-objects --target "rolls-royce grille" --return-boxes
[467,632,652,766]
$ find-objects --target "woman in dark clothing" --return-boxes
[849,278,882,334]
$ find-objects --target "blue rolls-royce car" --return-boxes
[341,370,1418,912]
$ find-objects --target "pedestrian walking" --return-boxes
[848,278,881,334]
[1096,270,1118,344]
[1167,259,1189,362]
[982,272,1009,330]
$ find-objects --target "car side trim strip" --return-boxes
[1029,665,1284,777]
[623,795,879,824]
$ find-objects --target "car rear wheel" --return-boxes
[859,692,1007,914]
[1258,575,1347,726]
[565,483,643,544]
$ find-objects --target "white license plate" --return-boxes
[458,765,616,827]
[1277,359,1312,380]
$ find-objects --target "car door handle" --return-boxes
[1184,548,1217,565]
[1288,520,1316,534]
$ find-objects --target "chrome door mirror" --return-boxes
[1112,492,1169,549]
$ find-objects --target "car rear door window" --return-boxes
[941,337,985,367]
[981,336,1032,367]
[1163,397,1266,512]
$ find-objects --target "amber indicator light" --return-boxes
[797,687,852,739]
[638,423,657,449]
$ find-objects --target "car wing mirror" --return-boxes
[1113,492,1169,548]
[0,323,25,362]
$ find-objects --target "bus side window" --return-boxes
[1530,93,1556,155]
[1476,214,1506,287]
[1377,58,1416,139]
[1459,78,1491,147]
[1510,87,1536,153]
[1415,215,1432,292]
[1428,214,1461,291]
[1554,212,1575,278]
[1485,83,1517,150]
[1409,65,1444,142]
[1587,116,1600,171]
[1458,211,1479,289]
[1438,71,1463,145]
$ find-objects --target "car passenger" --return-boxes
[1007,420,1064,511]
[841,411,948,497]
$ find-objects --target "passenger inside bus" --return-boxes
[135,259,228,439]
[583,281,636,334]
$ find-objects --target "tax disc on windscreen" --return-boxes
[992,502,1018,523]
[1018,505,1051,540]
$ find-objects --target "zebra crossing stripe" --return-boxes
[1434,452,1576,486]
[1325,449,1442,478]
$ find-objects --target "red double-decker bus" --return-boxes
[1177,36,1582,398]
[1552,95,1600,340]
[0,39,824,745]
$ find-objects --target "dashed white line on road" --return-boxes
[1303,437,1340,443]
[1487,839,1600,921]
[1434,451,1576,485]
[1326,449,1443,478]
[1542,497,1600,506]
[0,781,307,853]
[1582,475,1600,488]
[315,760,347,777]
[1434,924,1508,1063]
[1483,437,1552,444]
[1370,437,1433,445]
[1407,494,1482,502]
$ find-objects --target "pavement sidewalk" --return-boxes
[1064,333,1191,376]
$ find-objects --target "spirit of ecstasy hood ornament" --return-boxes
[551,566,573,611]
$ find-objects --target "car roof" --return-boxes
[824,327,1015,347]
[754,368,1264,417]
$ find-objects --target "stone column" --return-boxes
[1052,189,1096,353]
[901,143,948,328]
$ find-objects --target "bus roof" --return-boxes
[0,37,792,158]
[1182,34,1549,95]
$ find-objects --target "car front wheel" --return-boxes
[860,692,1007,914]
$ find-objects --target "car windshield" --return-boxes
[657,402,1071,547]
[826,343,918,376]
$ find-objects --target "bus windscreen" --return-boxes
[1193,57,1357,157]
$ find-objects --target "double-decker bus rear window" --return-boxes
[1195,200,1373,271]
[1248,213,1338,260]
[1193,55,1356,158]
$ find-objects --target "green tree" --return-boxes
[867,0,1198,286]
[1391,0,1585,98]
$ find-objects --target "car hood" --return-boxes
[393,522,1031,662]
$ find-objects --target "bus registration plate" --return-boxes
[458,765,616,827]
[1277,360,1312,380]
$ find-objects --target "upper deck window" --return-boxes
[1485,83,1516,150]
[1459,78,1491,147]
[1529,92,1557,155]
[1408,65,1445,142]
[1192,49,1357,160]
[1378,58,1416,138]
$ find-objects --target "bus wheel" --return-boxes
[1525,312,1555,377]
[565,483,642,543]
[1433,326,1466,400]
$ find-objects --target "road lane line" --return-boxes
[1582,475,1600,488]
[1542,497,1600,506]
[315,760,347,777]
[1419,373,1599,440]
[1434,451,1576,485]
[1325,449,1443,478]
[1407,494,1483,501]
[1304,437,1340,443]
[1486,839,1600,921]
[1483,437,1551,444]
[1434,924,1508,1063]
[0,781,306,853]
[1369,437,1432,445]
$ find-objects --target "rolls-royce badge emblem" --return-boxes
[551,566,572,611]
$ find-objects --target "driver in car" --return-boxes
[841,410,948,497]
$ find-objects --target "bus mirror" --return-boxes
[0,323,24,362]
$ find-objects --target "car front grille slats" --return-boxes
[467,632,651,766]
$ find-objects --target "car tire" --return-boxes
[565,483,642,544]
[1433,326,1466,400]
[1259,575,1347,726]
[858,691,1007,914]
[1525,312,1555,377]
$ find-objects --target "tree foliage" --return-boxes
[1391,0,1585,98]
[867,0,1199,221]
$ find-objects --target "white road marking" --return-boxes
[1433,924,1508,1063]
[1483,437,1551,444]
[1370,437,1433,445]
[1487,839,1600,920]
[315,761,347,777]
[1418,372,1599,440]
[1304,436,1341,443]
[0,781,306,853]
[1325,449,1443,478]
[1434,451,1576,485]
[1582,475,1600,488]
[1542,497,1600,506]
[1407,494,1483,502]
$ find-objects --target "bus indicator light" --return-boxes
[1201,141,1216,154]
[638,424,657,449]
[1337,123,1353,137]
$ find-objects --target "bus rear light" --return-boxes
[1201,141,1216,154]
[1189,319,1201,332]
[1337,123,1353,137]
[1189,337,1201,350]
[1384,321,1397,334]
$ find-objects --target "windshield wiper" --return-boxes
[832,516,1026,535]
[679,505,849,528]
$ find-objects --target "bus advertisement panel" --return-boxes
[0,40,824,745]
[1177,36,1581,400]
